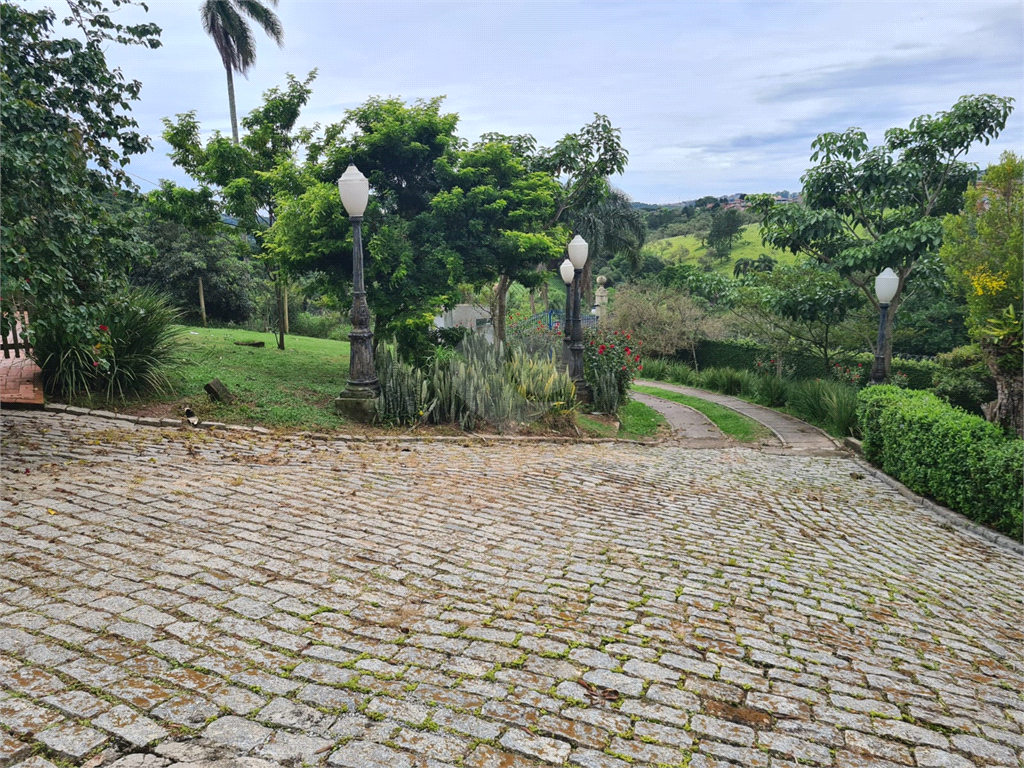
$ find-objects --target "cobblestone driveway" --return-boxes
[2,412,1022,768]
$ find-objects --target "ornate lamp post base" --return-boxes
[334,387,378,421]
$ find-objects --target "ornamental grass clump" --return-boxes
[374,333,575,431]
[34,288,182,400]
[667,363,695,385]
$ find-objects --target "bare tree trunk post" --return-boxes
[226,66,239,144]
[529,289,536,316]
[494,275,510,344]
[283,284,289,334]
[542,281,549,311]
[198,276,207,328]
[275,281,285,350]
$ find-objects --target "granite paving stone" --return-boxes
[2,410,1022,768]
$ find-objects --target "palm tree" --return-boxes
[201,0,284,144]
[567,187,647,303]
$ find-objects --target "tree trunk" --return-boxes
[283,284,289,334]
[493,275,510,344]
[226,66,239,145]
[541,280,549,311]
[581,261,594,308]
[983,344,1023,437]
[198,276,207,327]
[275,281,285,350]
[529,289,536,316]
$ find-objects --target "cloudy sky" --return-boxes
[85,0,1024,203]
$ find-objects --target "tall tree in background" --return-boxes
[752,94,1013,380]
[940,152,1023,435]
[200,0,283,144]
[163,71,316,349]
[567,188,646,304]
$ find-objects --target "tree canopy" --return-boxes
[940,151,1022,434]
[751,94,1014,378]
[1,0,160,350]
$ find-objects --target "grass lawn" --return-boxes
[632,384,772,442]
[645,224,799,277]
[76,326,353,431]
[577,400,666,440]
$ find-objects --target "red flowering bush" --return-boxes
[583,328,641,411]
[833,362,866,388]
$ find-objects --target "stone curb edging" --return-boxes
[39,402,656,447]
[844,436,1024,557]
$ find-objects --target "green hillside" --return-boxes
[645,224,800,276]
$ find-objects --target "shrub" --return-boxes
[701,367,746,396]
[34,288,182,399]
[375,334,574,431]
[667,363,695,385]
[822,382,860,436]
[754,375,790,408]
[291,311,348,340]
[932,344,996,416]
[583,328,640,412]
[857,387,1023,538]
[785,378,859,435]
[787,379,831,425]
[641,358,670,381]
[736,369,760,399]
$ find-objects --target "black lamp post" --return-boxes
[565,235,591,403]
[334,164,379,420]
[869,267,899,385]
[559,258,574,367]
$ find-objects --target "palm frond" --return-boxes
[237,0,284,47]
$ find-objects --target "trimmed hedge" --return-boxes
[857,386,1023,539]
[847,352,937,390]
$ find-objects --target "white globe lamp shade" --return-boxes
[559,259,575,285]
[567,235,589,270]
[338,164,369,217]
[875,267,899,304]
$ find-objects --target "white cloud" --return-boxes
[55,0,1022,202]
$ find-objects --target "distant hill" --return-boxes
[631,191,796,210]
[644,224,799,277]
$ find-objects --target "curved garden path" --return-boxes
[629,391,728,445]
[2,409,1022,768]
[634,379,840,453]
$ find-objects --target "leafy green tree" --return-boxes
[752,94,1014,379]
[888,284,969,356]
[731,263,864,371]
[429,141,565,343]
[567,188,646,303]
[134,181,257,324]
[162,71,315,348]
[707,208,742,257]
[270,97,465,354]
[940,151,1023,435]
[1,1,160,389]
[200,0,284,144]
[485,116,631,331]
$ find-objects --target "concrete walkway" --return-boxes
[635,379,839,453]
[629,391,731,445]
[1,409,1022,768]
